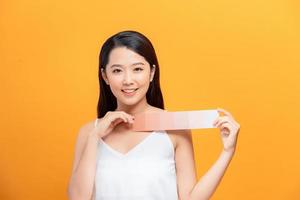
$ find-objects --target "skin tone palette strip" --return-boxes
[131,109,219,131]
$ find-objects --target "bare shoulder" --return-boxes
[70,119,97,174]
[73,119,98,151]
[166,129,193,149]
[77,119,97,139]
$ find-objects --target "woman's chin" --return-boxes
[117,95,145,107]
[120,99,141,106]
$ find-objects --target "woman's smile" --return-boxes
[121,88,138,96]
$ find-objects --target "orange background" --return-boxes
[1,0,299,199]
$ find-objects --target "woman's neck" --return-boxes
[115,98,151,115]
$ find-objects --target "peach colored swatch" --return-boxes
[131,109,219,131]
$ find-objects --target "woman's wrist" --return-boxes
[222,147,236,157]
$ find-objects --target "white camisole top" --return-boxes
[93,118,178,200]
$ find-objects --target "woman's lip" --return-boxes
[122,88,138,92]
[122,88,138,95]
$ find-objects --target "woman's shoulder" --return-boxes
[85,118,98,129]
[166,129,192,150]
[77,119,98,137]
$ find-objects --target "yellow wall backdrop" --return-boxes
[1,0,299,199]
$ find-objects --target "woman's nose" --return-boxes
[122,71,134,85]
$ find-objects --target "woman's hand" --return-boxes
[213,108,240,154]
[93,111,135,139]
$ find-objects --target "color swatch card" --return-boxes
[131,109,219,131]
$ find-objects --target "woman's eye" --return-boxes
[134,67,143,71]
[112,69,121,73]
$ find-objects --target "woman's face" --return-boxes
[102,47,155,106]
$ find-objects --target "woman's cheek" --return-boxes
[138,73,151,84]
[110,76,123,88]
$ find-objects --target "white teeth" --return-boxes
[122,89,137,93]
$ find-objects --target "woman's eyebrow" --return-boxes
[110,62,145,68]
[131,62,145,66]
[110,64,123,68]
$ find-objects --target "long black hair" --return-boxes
[97,30,164,118]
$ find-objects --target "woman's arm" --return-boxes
[173,130,197,200]
[189,108,240,200]
[189,149,235,200]
[67,124,99,200]
[67,112,135,200]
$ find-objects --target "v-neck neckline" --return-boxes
[99,131,156,157]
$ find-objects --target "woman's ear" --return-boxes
[150,64,156,82]
[101,68,109,85]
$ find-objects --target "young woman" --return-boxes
[67,30,240,200]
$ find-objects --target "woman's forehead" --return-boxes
[108,47,147,66]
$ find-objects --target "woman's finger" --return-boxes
[118,112,134,124]
[213,116,233,127]
[220,122,232,135]
[125,114,135,123]
[217,109,240,127]
[217,108,233,118]
[119,111,134,123]
[111,117,125,127]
